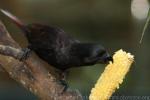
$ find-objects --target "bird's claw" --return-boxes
[58,80,69,93]
[19,48,31,61]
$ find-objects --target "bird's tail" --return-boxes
[1,9,29,35]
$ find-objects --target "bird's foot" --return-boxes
[58,79,69,93]
[19,48,31,61]
[56,70,69,93]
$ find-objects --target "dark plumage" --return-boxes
[1,9,113,71]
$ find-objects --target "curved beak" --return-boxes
[98,52,113,64]
[105,56,113,63]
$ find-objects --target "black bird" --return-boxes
[1,9,113,71]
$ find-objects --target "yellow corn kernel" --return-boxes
[89,49,134,100]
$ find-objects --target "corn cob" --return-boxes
[89,49,134,100]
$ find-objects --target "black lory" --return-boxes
[1,9,113,71]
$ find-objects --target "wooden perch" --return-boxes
[0,20,83,100]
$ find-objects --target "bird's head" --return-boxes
[71,43,113,66]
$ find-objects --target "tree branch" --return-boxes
[0,20,83,100]
[0,44,25,59]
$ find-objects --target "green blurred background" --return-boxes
[0,0,150,99]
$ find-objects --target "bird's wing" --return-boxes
[55,27,80,46]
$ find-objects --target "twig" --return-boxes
[140,7,150,43]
